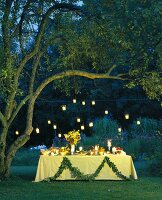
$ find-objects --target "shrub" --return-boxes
[148,154,162,177]
[125,118,162,159]
[92,117,119,139]
[89,117,122,147]
[128,118,161,139]
[12,148,39,166]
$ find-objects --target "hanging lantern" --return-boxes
[82,101,85,105]
[118,127,122,133]
[77,118,81,123]
[48,120,51,124]
[81,125,85,130]
[124,113,129,120]
[58,133,62,138]
[53,124,57,130]
[92,101,95,106]
[89,122,93,127]
[105,110,108,115]
[137,120,141,125]
[15,131,19,135]
[73,99,76,103]
[61,105,66,111]
[36,128,40,134]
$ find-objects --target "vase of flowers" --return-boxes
[64,130,81,155]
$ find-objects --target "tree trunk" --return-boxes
[0,127,8,179]
[0,132,31,180]
[0,160,11,179]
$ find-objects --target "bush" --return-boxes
[12,148,39,166]
[87,117,122,148]
[92,117,119,139]
[128,118,161,139]
[125,118,162,159]
[148,154,162,177]
[124,139,141,159]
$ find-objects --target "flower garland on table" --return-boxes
[44,156,131,182]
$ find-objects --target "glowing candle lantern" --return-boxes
[48,120,51,124]
[125,113,129,120]
[53,124,57,130]
[79,146,83,151]
[77,118,81,123]
[15,131,19,135]
[89,122,93,127]
[107,139,112,151]
[95,145,99,151]
[36,128,40,134]
[82,101,85,105]
[73,99,76,103]
[105,110,108,115]
[137,120,141,125]
[94,145,99,155]
[58,133,62,138]
[118,127,122,133]
[92,101,95,105]
[81,125,85,130]
[61,105,66,111]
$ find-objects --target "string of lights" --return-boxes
[14,100,143,136]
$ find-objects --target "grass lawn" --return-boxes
[0,166,162,200]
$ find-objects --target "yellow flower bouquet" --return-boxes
[64,130,81,145]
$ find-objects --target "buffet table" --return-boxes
[35,154,138,182]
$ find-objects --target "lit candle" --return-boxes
[95,145,99,151]
[79,146,83,151]
[107,139,112,151]
[55,149,59,154]
[94,145,99,155]
[90,150,93,155]
[73,99,76,103]
[92,101,95,105]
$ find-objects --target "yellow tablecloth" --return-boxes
[35,154,138,182]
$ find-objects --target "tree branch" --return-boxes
[6,134,30,163]
[33,70,129,100]
[106,65,117,75]
[18,0,33,53]
[7,95,31,127]
[34,3,83,51]
[12,0,33,38]
[0,111,7,128]
[4,2,83,120]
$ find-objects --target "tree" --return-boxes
[0,0,161,179]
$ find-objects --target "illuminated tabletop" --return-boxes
[35,154,138,182]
